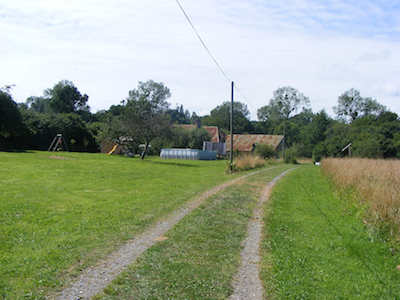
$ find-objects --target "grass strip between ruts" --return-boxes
[94,165,293,299]
[261,165,400,299]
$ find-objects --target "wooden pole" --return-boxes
[230,82,234,163]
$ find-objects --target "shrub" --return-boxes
[225,161,237,174]
[254,143,275,159]
[284,147,298,164]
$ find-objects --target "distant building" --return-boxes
[203,126,226,143]
[175,121,284,155]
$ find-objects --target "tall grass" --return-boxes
[321,158,400,240]
[233,155,266,171]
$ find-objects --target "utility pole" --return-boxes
[282,120,285,161]
[230,81,234,164]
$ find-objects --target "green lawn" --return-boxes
[0,151,249,299]
[262,165,400,299]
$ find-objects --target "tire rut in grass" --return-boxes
[229,168,295,300]
[53,168,277,300]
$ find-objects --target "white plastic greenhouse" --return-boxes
[160,149,217,160]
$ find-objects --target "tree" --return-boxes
[258,86,310,122]
[210,101,251,133]
[167,104,191,124]
[119,80,172,159]
[333,88,386,123]
[0,86,24,149]
[167,127,211,150]
[44,80,90,114]
[26,96,51,113]
[201,116,225,128]
[20,111,97,151]
[306,109,331,146]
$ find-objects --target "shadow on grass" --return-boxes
[140,159,201,168]
[0,149,36,153]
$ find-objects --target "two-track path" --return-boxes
[229,168,294,300]
[54,168,293,300]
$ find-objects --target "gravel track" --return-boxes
[52,168,278,300]
[229,168,295,300]
[53,167,293,300]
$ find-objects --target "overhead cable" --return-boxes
[175,0,231,82]
[175,0,257,112]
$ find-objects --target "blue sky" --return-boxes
[1,0,399,120]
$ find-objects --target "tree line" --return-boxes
[1,80,400,160]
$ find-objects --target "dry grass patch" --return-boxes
[321,158,400,240]
[234,155,266,171]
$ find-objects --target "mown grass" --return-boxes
[93,165,294,300]
[321,158,400,242]
[261,165,400,299]
[0,151,257,299]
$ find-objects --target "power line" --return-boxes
[175,0,231,83]
[175,0,257,113]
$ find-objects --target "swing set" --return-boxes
[47,134,69,152]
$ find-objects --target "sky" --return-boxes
[1,0,399,120]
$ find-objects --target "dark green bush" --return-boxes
[254,143,275,159]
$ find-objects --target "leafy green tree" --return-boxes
[20,111,97,151]
[353,133,382,158]
[187,128,211,149]
[201,116,225,128]
[257,99,285,124]
[210,101,251,133]
[119,80,172,159]
[164,127,211,150]
[273,121,300,147]
[323,121,357,157]
[44,80,90,114]
[307,109,331,146]
[258,86,310,122]
[333,88,386,123]
[167,104,191,124]
[26,96,51,113]
[289,108,314,127]
[0,86,24,149]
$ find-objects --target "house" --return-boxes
[203,126,226,143]
[176,121,284,155]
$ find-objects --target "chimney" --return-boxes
[195,119,201,128]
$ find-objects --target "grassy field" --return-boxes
[262,165,400,299]
[5,152,399,299]
[0,151,257,299]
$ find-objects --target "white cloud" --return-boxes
[1,0,399,120]
[372,81,400,96]
[359,49,391,62]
